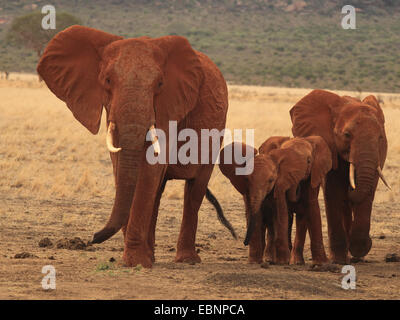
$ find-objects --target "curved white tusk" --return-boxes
[149,125,161,155]
[349,162,356,189]
[106,122,122,153]
[377,166,391,190]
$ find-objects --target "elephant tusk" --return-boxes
[106,122,122,153]
[377,166,392,190]
[149,125,160,155]
[349,162,356,189]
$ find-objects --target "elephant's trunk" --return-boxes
[243,197,262,246]
[92,123,147,244]
[244,213,257,246]
[348,157,377,204]
[348,152,378,257]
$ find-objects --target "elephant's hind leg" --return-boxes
[265,226,275,263]
[305,186,328,265]
[290,207,307,265]
[148,178,167,263]
[175,170,212,264]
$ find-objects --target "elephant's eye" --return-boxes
[106,78,111,85]
[343,131,351,139]
[268,178,274,183]
[155,80,163,94]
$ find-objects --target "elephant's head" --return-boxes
[290,89,388,257]
[219,142,278,245]
[37,26,204,243]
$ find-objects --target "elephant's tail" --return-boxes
[205,188,237,240]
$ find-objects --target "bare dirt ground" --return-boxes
[0,73,399,299]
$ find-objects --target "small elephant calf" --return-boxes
[219,136,332,265]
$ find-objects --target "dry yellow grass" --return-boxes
[2,73,398,203]
[0,73,399,299]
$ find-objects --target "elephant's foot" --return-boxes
[289,245,305,265]
[311,255,329,266]
[310,246,329,266]
[328,235,350,264]
[275,251,290,265]
[248,248,264,264]
[248,256,263,264]
[175,250,201,264]
[123,246,153,268]
[275,257,290,265]
[264,250,275,264]
[329,243,349,264]
[329,251,349,265]
[290,253,305,265]
[275,243,290,265]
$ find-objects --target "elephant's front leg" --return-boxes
[290,206,307,265]
[248,222,266,264]
[175,169,213,264]
[263,204,275,263]
[274,190,290,264]
[244,197,265,264]
[324,168,351,264]
[123,162,167,268]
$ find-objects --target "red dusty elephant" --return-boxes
[37,26,230,268]
[219,137,332,265]
[290,89,390,263]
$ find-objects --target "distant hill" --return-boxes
[1,0,400,92]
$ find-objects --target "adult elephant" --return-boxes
[37,26,229,268]
[290,89,389,263]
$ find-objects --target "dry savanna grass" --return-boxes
[0,73,399,299]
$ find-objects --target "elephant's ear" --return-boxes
[290,89,344,170]
[258,136,290,155]
[305,136,333,188]
[270,148,305,199]
[219,142,258,195]
[362,95,385,124]
[362,95,387,167]
[150,36,204,125]
[37,25,122,134]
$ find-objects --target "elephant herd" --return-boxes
[37,25,389,268]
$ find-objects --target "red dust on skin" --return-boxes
[290,89,388,263]
[219,136,331,266]
[37,25,229,268]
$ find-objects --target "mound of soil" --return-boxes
[14,252,38,259]
[308,264,340,273]
[385,253,400,262]
[56,237,91,250]
[38,237,53,248]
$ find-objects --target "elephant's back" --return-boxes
[183,51,228,130]
[195,51,227,88]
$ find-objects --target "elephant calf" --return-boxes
[219,136,332,265]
